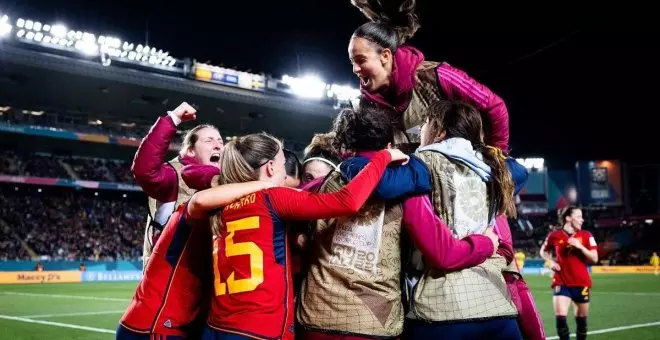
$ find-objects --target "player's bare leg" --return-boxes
[553,295,572,340]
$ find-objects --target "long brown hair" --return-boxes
[218,132,281,185]
[426,101,517,217]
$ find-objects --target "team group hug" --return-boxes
[115,1,598,339]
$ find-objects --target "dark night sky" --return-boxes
[1,1,658,164]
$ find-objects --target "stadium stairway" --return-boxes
[58,160,80,180]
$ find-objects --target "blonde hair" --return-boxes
[218,132,281,185]
[179,124,218,156]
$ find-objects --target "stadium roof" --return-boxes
[0,44,336,147]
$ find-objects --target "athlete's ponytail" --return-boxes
[351,0,420,52]
[480,145,517,218]
[218,132,281,185]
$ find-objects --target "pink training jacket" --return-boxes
[361,46,510,152]
[132,115,219,200]
[362,46,545,340]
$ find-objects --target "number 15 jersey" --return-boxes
[205,150,392,340]
[208,190,294,340]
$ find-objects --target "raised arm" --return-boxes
[131,114,180,201]
[187,181,273,220]
[268,150,398,220]
[437,64,509,151]
[402,195,495,271]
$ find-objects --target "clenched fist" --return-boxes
[170,102,197,122]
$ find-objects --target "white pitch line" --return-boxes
[21,310,126,319]
[0,314,116,334]
[547,321,660,339]
[597,291,660,296]
[2,291,128,302]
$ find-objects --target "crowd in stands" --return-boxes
[1,107,157,141]
[0,186,146,261]
[0,150,71,179]
[0,150,135,184]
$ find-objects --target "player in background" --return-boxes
[132,102,222,269]
[651,252,659,275]
[118,180,273,339]
[540,207,598,340]
[515,250,526,272]
[202,132,409,340]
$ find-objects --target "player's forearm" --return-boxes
[579,247,598,263]
[187,181,270,219]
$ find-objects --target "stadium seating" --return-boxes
[0,186,146,260]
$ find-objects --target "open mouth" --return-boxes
[209,153,221,163]
[359,76,371,88]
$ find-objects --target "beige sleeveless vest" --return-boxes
[408,150,517,322]
[392,61,445,147]
[142,157,196,269]
[298,171,405,337]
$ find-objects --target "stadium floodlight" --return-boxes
[50,24,67,38]
[16,18,24,28]
[25,31,34,40]
[33,21,41,31]
[75,40,98,56]
[282,74,327,99]
[0,21,10,37]
[25,20,33,30]
[329,84,360,101]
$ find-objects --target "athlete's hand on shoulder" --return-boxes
[385,144,410,165]
[170,102,197,122]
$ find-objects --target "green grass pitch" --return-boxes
[0,274,658,339]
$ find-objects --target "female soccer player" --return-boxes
[401,100,522,340]
[200,132,408,340]
[301,132,341,187]
[283,149,303,188]
[132,102,222,268]
[540,207,598,340]
[118,180,275,340]
[348,0,508,151]
[348,3,543,337]
[297,104,499,340]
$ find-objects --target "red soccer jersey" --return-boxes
[120,204,213,337]
[545,229,597,288]
[206,150,391,340]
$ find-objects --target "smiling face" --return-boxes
[567,208,584,231]
[348,36,393,93]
